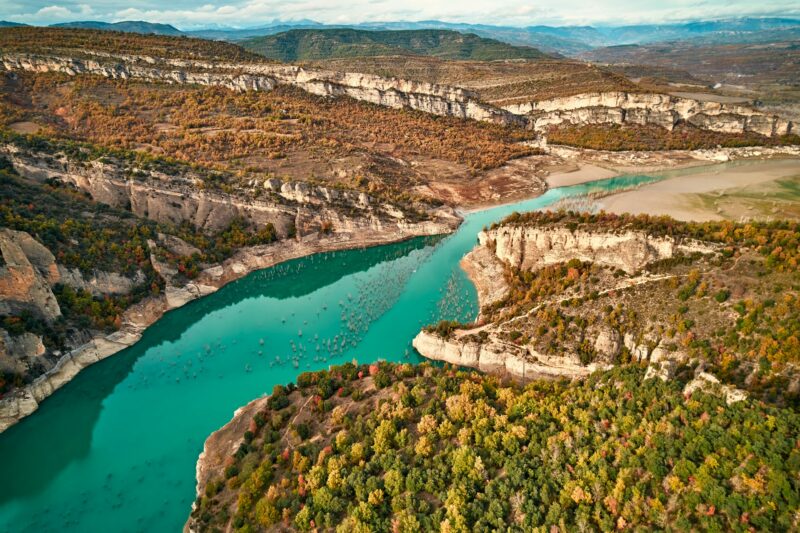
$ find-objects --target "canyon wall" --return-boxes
[503,91,793,137]
[1,143,446,238]
[2,53,791,136]
[0,141,460,433]
[479,225,716,275]
[0,53,525,127]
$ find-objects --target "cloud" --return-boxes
[8,4,96,24]
[3,0,799,29]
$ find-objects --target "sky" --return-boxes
[2,0,799,29]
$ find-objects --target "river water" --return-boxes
[0,172,678,532]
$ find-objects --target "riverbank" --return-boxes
[598,158,800,221]
[544,144,800,188]
[0,215,459,433]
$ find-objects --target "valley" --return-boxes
[0,19,798,533]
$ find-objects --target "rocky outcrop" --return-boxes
[1,143,433,237]
[504,91,793,137]
[0,53,525,128]
[0,228,61,321]
[4,54,787,137]
[479,225,716,274]
[412,330,610,381]
[459,245,509,315]
[684,372,747,405]
[414,221,719,382]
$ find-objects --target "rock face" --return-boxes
[684,372,747,405]
[414,223,717,382]
[0,52,524,128]
[1,53,791,136]
[480,225,716,274]
[0,198,459,433]
[0,228,61,321]
[459,245,509,315]
[412,330,610,381]
[1,143,433,238]
[503,91,793,137]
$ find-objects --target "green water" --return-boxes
[0,173,667,532]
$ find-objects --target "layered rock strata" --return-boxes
[1,53,792,136]
[414,225,715,380]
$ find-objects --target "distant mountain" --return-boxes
[50,20,183,36]
[592,17,800,45]
[0,21,27,28]
[240,28,549,61]
[189,17,800,57]
[187,23,326,41]
[11,17,800,57]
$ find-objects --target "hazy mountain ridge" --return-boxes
[3,17,799,56]
[239,28,549,61]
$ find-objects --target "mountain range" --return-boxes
[2,17,798,56]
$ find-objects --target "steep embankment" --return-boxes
[415,222,715,380]
[503,91,794,137]
[1,52,793,137]
[415,211,800,406]
[0,141,460,433]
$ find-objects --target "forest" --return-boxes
[190,362,800,532]
[547,123,800,151]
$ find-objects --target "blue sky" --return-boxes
[2,0,799,29]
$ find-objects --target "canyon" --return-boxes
[0,139,459,432]
[0,52,793,138]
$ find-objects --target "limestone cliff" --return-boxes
[479,225,716,275]
[1,53,791,136]
[1,142,440,238]
[412,330,610,381]
[0,53,524,128]
[414,223,717,381]
[503,91,793,137]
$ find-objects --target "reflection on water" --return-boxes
[0,168,718,532]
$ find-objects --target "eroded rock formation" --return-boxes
[479,225,716,275]
[1,53,792,136]
[504,91,793,137]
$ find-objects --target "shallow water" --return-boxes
[0,170,698,532]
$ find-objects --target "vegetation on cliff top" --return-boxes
[0,71,539,206]
[547,123,800,151]
[472,211,800,406]
[190,362,800,532]
[241,29,549,62]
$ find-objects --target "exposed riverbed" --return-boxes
[0,165,742,532]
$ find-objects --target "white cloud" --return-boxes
[3,0,800,29]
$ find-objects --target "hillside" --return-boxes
[49,20,183,36]
[0,26,262,62]
[188,361,800,532]
[415,211,800,407]
[240,29,549,61]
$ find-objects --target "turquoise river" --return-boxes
[0,169,709,532]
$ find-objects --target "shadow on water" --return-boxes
[0,235,440,503]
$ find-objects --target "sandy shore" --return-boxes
[598,158,800,221]
[545,164,619,188]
